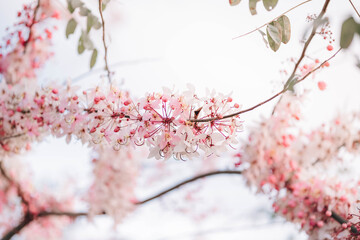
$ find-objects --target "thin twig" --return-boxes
[0,162,29,207]
[98,0,112,84]
[232,0,312,40]
[287,0,331,84]
[23,0,41,52]
[0,171,242,239]
[189,0,333,123]
[188,48,340,123]
[0,133,25,142]
[135,170,242,204]
[348,0,360,18]
[271,0,331,115]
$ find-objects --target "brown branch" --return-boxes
[98,0,112,84]
[1,213,34,240]
[331,211,359,235]
[189,48,340,123]
[1,171,242,239]
[0,162,29,207]
[135,170,243,204]
[233,0,312,40]
[0,133,25,142]
[348,0,360,18]
[189,0,333,123]
[271,0,331,115]
[23,0,41,52]
[287,0,331,83]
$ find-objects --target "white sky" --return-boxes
[2,0,360,239]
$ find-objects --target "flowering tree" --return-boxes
[1,0,360,239]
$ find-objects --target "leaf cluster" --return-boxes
[66,0,110,69]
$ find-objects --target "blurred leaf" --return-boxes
[90,49,98,68]
[87,14,102,32]
[79,6,90,16]
[82,31,94,50]
[263,0,278,11]
[71,0,83,8]
[277,15,291,44]
[102,0,111,10]
[284,76,298,92]
[249,0,261,15]
[66,18,77,38]
[258,29,269,48]
[355,56,360,69]
[67,0,75,13]
[340,17,357,48]
[93,20,102,30]
[78,36,85,54]
[267,21,282,51]
[229,0,241,6]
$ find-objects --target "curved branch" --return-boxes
[135,170,243,204]
[1,213,33,240]
[23,0,41,52]
[98,0,112,84]
[189,47,340,123]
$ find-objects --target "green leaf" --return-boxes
[90,49,98,69]
[87,14,94,33]
[277,15,291,44]
[229,0,241,6]
[66,18,77,38]
[266,21,282,52]
[78,35,85,54]
[79,6,90,16]
[71,0,83,8]
[82,31,94,50]
[67,0,75,13]
[263,0,278,11]
[340,17,357,48]
[284,76,298,92]
[102,0,111,10]
[249,0,261,15]
[87,14,101,32]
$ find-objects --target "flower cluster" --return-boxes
[238,92,360,239]
[87,146,140,224]
[0,0,61,85]
[0,82,243,160]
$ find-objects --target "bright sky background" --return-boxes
[2,0,360,239]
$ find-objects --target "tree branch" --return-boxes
[271,0,331,115]
[331,211,359,235]
[0,162,30,207]
[135,170,243,204]
[23,0,41,52]
[1,213,34,240]
[0,133,25,142]
[98,0,112,84]
[189,48,340,123]
[348,0,360,18]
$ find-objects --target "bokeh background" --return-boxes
[1,0,360,239]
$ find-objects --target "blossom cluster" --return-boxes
[0,82,243,160]
[87,146,140,224]
[0,0,61,85]
[238,92,360,239]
